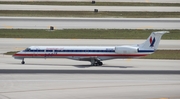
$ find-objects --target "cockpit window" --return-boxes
[24,48,31,52]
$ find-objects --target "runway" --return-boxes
[1,4,180,12]
[1,69,180,74]
[0,54,180,99]
[1,1,180,98]
[0,38,180,99]
[1,17,180,29]
[1,0,180,3]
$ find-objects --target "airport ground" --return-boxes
[0,0,180,3]
[0,39,180,99]
[0,54,180,99]
[1,17,180,29]
[1,1,180,6]
[1,4,180,12]
[1,1,180,99]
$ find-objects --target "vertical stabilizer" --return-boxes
[139,31,169,50]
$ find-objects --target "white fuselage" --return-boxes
[13,46,153,61]
[12,31,168,65]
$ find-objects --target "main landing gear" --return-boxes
[91,59,103,66]
[21,59,25,64]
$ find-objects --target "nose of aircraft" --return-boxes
[13,52,18,58]
[13,51,23,59]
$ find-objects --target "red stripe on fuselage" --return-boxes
[13,53,148,57]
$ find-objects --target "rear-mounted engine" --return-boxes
[115,46,138,54]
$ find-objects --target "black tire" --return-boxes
[21,61,25,64]
[99,62,103,66]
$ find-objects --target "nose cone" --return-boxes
[13,53,18,57]
[13,51,23,59]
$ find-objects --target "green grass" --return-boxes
[0,1,180,6]
[0,29,179,39]
[142,50,180,60]
[4,51,19,55]
[1,11,180,18]
[4,50,180,60]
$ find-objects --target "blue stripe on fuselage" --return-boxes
[138,49,154,53]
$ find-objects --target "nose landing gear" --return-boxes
[21,59,25,64]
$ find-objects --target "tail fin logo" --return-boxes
[149,37,155,47]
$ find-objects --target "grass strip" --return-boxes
[1,10,180,18]
[4,51,18,55]
[0,29,179,39]
[4,50,180,60]
[141,50,180,60]
[0,1,180,6]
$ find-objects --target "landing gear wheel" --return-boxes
[21,60,25,64]
[98,62,103,66]
[90,58,103,66]
[92,63,97,66]
[92,62,103,66]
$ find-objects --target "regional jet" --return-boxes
[13,31,169,66]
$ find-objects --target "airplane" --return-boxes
[13,31,169,66]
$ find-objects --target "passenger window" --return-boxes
[46,50,53,52]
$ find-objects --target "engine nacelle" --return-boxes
[115,46,138,54]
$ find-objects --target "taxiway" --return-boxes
[0,55,180,99]
[1,4,180,12]
[1,17,180,29]
[0,0,180,3]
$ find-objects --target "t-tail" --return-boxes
[138,31,169,51]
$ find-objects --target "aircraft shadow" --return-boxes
[102,65,134,68]
[74,65,134,69]
[11,63,74,67]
